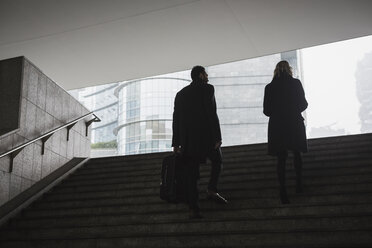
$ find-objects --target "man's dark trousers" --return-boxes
[186,148,222,211]
[207,147,222,193]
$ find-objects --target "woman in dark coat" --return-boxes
[263,60,308,204]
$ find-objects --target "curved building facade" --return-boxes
[114,51,301,155]
[80,82,119,144]
[114,72,190,155]
[69,82,119,157]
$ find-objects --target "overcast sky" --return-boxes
[301,35,372,137]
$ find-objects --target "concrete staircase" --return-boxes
[1,133,372,247]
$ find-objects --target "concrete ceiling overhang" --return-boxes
[1,0,372,90]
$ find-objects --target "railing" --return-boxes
[0,112,100,173]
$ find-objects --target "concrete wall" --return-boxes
[0,57,91,207]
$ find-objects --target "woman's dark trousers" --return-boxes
[277,150,303,203]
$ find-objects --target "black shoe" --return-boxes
[207,190,228,204]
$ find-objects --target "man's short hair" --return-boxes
[191,65,205,81]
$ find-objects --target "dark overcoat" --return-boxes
[263,74,308,155]
[172,81,222,160]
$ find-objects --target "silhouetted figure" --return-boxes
[263,61,308,204]
[172,65,226,219]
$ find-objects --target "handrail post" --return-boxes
[85,117,100,137]
[41,134,53,155]
[9,149,23,173]
[66,123,77,141]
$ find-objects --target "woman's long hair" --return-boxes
[273,60,293,79]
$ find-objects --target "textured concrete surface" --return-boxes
[0,57,92,208]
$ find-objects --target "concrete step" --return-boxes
[72,154,372,177]
[64,161,372,185]
[220,133,372,154]
[22,194,372,220]
[1,230,372,248]
[85,134,372,166]
[223,139,372,158]
[29,189,372,213]
[304,133,372,146]
[50,169,371,195]
[8,202,372,229]
[52,175,372,202]
[65,157,372,188]
[86,135,372,163]
[224,148,372,164]
[41,181,372,203]
[2,215,372,242]
[58,165,372,189]
[82,147,372,172]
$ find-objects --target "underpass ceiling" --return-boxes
[0,0,372,90]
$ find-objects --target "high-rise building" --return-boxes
[69,82,119,156]
[114,50,301,155]
[114,71,190,155]
[69,51,301,156]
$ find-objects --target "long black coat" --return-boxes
[263,74,308,155]
[172,81,222,159]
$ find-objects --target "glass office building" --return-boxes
[84,83,119,144]
[70,35,372,157]
[69,82,119,156]
[210,50,300,146]
[114,71,190,155]
[114,51,300,155]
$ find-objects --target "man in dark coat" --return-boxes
[172,65,226,218]
[263,60,308,204]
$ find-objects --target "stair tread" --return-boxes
[1,133,372,247]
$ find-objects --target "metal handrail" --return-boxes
[0,112,100,172]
